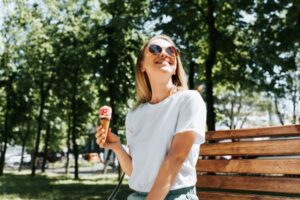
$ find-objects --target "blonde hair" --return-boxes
[135,34,188,107]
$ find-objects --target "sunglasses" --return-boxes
[148,44,179,57]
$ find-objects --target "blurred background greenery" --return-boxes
[0,0,299,199]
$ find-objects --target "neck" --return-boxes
[149,79,175,104]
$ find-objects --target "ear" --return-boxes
[141,67,146,72]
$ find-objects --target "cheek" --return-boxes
[142,55,156,69]
[170,56,177,65]
[142,59,152,71]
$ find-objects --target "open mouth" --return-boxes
[155,60,171,65]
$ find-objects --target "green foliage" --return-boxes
[150,0,299,128]
[0,0,299,177]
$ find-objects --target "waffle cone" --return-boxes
[100,118,110,142]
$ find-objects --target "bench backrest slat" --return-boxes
[206,124,300,141]
[197,159,300,174]
[197,175,300,194]
[198,191,299,200]
[200,139,300,156]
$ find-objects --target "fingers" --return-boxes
[96,125,103,134]
[95,126,107,146]
[96,133,106,147]
[95,126,115,148]
[96,125,106,136]
[96,138,106,147]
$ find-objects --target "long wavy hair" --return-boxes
[134,34,188,107]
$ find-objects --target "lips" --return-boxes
[155,59,171,65]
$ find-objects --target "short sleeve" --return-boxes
[175,91,206,144]
[125,111,133,146]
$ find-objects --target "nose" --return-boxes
[159,49,169,58]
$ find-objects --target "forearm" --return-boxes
[112,144,132,176]
[146,132,197,200]
[146,154,184,200]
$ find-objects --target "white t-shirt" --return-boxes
[125,90,206,192]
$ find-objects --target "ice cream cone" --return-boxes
[99,106,112,143]
[100,118,110,142]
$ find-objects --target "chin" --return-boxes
[160,65,175,74]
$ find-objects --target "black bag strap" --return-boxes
[107,173,126,200]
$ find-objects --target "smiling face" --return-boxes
[135,34,188,104]
[141,38,177,78]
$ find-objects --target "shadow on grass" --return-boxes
[0,173,132,200]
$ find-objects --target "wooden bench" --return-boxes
[196,124,300,200]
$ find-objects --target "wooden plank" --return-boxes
[200,139,300,156]
[197,191,300,200]
[206,124,300,141]
[197,159,300,174]
[197,175,300,194]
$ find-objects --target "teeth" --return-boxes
[156,61,168,64]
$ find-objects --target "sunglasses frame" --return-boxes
[148,44,179,57]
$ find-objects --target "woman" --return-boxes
[96,34,206,200]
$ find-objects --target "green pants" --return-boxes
[127,186,198,200]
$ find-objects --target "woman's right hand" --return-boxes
[95,125,121,150]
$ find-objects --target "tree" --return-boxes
[0,11,25,175]
[47,0,99,179]
[151,1,256,130]
[16,3,59,176]
[246,0,299,124]
[89,0,149,176]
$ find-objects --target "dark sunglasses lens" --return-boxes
[166,47,177,57]
[149,45,162,54]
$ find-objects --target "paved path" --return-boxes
[4,162,118,177]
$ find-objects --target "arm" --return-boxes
[96,126,133,176]
[146,131,197,200]
[112,143,132,176]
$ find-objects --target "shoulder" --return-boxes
[176,90,206,111]
[178,90,203,102]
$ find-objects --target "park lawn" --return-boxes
[0,173,132,200]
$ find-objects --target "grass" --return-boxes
[0,172,132,200]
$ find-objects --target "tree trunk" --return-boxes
[0,77,13,176]
[274,96,284,125]
[65,115,71,174]
[103,150,112,174]
[19,138,25,172]
[42,123,50,173]
[31,75,46,176]
[101,86,119,174]
[102,84,119,174]
[71,66,79,180]
[19,122,30,172]
[0,140,8,176]
[230,99,234,129]
[205,0,218,131]
[233,94,243,129]
[31,63,55,176]
[240,113,250,129]
[188,61,195,89]
[268,103,273,126]
[102,27,119,174]
[292,84,297,124]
